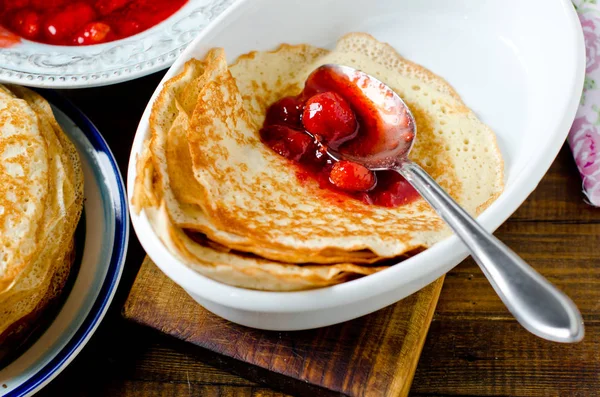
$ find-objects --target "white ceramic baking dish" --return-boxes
[128,0,585,330]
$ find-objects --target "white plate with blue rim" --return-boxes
[0,0,233,89]
[0,90,128,396]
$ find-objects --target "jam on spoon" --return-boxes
[260,65,418,207]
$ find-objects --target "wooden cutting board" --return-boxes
[122,256,445,397]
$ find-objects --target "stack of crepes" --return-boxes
[0,85,83,360]
[133,33,504,291]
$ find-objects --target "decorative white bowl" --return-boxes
[128,0,585,330]
[0,0,233,88]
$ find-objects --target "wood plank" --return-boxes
[128,343,258,385]
[436,218,600,321]
[438,259,600,322]
[412,321,600,396]
[122,258,444,397]
[32,319,262,397]
[76,381,291,397]
[410,178,600,397]
[508,146,599,223]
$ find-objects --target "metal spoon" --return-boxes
[318,64,584,343]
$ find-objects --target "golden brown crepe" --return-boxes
[133,33,504,290]
[0,85,83,359]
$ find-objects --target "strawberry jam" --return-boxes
[0,0,187,46]
[260,66,419,208]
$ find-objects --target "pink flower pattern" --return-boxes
[569,117,600,205]
[569,1,600,206]
[580,14,600,73]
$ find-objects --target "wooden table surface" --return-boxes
[34,73,600,396]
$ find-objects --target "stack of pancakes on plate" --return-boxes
[133,33,504,291]
[0,85,84,362]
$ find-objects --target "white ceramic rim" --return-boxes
[127,0,585,313]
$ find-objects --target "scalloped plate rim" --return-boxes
[0,0,234,89]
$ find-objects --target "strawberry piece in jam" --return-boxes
[72,22,111,45]
[260,125,316,162]
[302,92,357,145]
[11,9,41,40]
[265,96,303,126]
[329,161,376,192]
[370,172,420,207]
[43,3,96,44]
[260,66,419,208]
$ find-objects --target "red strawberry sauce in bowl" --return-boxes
[260,65,419,208]
[0,0,187,46]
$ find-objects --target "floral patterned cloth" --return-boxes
[570,0,600,206]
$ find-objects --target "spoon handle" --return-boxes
[396,160,584,343]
